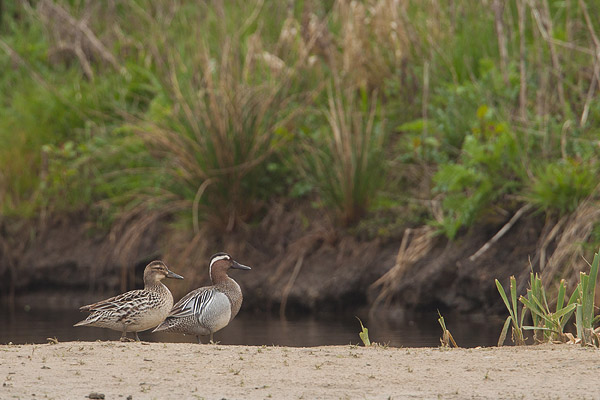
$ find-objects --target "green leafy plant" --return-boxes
[574,252,600,346]
[519,273,577,343]
[496,276,526,346]
[433,123,522,239]
[495,250,600,347]
[528,160,598,216]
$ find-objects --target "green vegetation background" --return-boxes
[1,0,600,252]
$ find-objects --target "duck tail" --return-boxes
[74,312,102,327]
[152,319,172,333]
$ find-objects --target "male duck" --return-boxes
[74,260,183,341]
[153,252,250,343]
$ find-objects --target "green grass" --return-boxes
[1,1,600,273]
[574,252,600,346]
[496,252,600,347]
[520,273,577,343]
[527,160,599,215]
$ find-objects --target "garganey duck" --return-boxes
[74,260,183,341]
[153,252,250,343]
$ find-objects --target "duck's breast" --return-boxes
[198,291,231,333]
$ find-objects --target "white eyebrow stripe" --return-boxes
[210,255,230,269]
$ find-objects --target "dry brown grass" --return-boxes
[538,198,600,289]
[299,81,387,225]
[333,0,409,91]
[369,226,436,308]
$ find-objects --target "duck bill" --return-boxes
[166,270,184,279]
[231,261,251,270]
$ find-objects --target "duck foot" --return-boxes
[120,332,135,342]
[208,333,220,344]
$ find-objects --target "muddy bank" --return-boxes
[1,341,598,399]
[0,203,563,314]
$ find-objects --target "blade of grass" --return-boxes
[556,279,566,311]
[496,279,515,321]
[498,316,511,346]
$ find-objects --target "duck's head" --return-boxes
[209,252,251,283]
[144,260,184,283]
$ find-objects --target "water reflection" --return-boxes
[0,307,503,347]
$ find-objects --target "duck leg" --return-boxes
[120,330,128,342]
[196,335,202,344]
[210,332,214,343]
[134,332,141,341]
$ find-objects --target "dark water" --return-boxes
[0,306,503,347]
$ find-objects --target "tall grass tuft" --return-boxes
[300,82,387,225]
[130,36,302,231]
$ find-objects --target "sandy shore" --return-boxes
[0,341,598,399]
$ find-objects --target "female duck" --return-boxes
[74,260,183,341]
[153,252,250,343]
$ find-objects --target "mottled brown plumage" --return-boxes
[74,260,183,341]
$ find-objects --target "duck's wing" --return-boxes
[166,287,216,319]
[80,290,154,313]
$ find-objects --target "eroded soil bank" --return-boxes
[1,342,598,399]
[0,203,566,314]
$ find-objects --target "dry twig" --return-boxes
[469,204,532,262]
